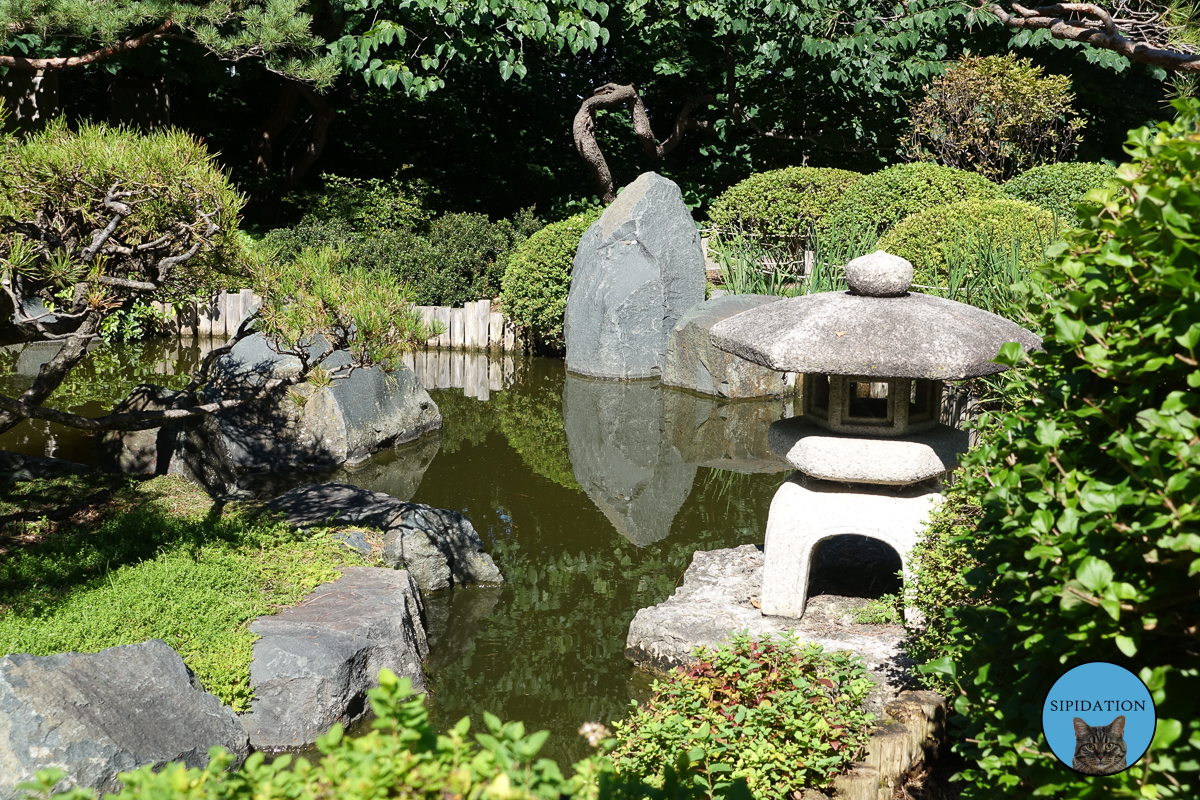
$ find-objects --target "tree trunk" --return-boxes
[0,69,59,134]
[0,311,101,436]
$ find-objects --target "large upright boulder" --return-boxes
[206,333,441,470]
[662,294,795,398]
[564,173,705,379]
[0,640,249,799]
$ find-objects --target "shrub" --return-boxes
[820,162,1003,236]
[875,197,1056,287]
[706,167,863,250]
[289,172,432,234]
[1002,161,1118,224]
[611,633,875,799]
[501,208,603,351]
[939,100,1200,798]
[902,53,1085,181]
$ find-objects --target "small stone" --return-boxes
[844,250,913,297]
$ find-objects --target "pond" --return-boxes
[0,338,897,767]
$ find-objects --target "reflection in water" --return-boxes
[662,389,794,474]
[563,375,698,547]
[0,346,789,768]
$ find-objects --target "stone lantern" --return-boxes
[710,251,1041,619]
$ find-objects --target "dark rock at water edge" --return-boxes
[0,450,91,482]
[267,483,503,591]
[563,374,697,547]
[564,173,706,379]
[206,333,441,471]
[0,640,249,799]
[98,384,242,497]
[625,544,910,718]
[662,295,796,399]
[239,567,428,748]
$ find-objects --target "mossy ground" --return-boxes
[0,473,376,711]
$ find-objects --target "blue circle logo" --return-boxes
[1042,662,1156,776]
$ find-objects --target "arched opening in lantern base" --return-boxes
[807,534,903,599]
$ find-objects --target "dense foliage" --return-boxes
[875,197,1056,286]
[902,53,1084,181]
[939,101,1200,797]
[1001,161,1118,224]
[705,167,862,251]
[0,474,367,710]
[821,162,1003,236]
[611,634,874,798]
[501,209,602,351]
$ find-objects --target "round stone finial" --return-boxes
[844,250,913,297]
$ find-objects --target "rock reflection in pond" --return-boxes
[662,389,794,474]
[424,586,504,674]
[563,374,697,547]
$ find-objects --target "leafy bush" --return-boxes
[706,167,863,250]
[901,53,1085,181]
[939,100,1200,798]
[500,208,603,351]
[288,173,432,234]
[391,209,542,306]
[875,197,1056,287]
[611,633,875,799]
[1002,161,1118,224]
[821,162,1003,236]
[262,208,542,308]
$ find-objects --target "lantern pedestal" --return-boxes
[760,474,943,621]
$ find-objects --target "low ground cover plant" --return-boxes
[0,473,372,710]
[610,633,875,799]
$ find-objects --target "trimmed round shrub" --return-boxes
[821,162,1004,236]
[706,167,863,247]
[1002,161,1117,224]
[500,208,603,351]
[876,197,1056,285]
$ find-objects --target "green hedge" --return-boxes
[706,167,862,247]
[940,99,1200,798]
[821,162,1003,236]
[875,197,1056,286]
[500,208,603,351]
[1001,161,1117,224]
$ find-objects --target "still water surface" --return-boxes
[1,338,804,766]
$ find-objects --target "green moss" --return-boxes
[875,197,1057,286]
[1001,161,1118,224]
[706,167,863,247]
[0,474,371,710]
[821,162,1004,236]
[500,208,603,351]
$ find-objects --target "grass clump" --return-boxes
[0,474,371,711]
[611,633,875,798]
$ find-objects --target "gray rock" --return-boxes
[266,483,503,591]
[0,640,249,799]
[563,374,697,546]
[844,250,913,297]
[239,568,428,748]
[624,545,908,718]
[207,333,441,470]
[98,384,241,497]
[661,390,791,474]
[768,417,969,484]
[0,451,90,482]
[564,173,706,379]
[710,290,1043,380]
[662,295,796,399]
